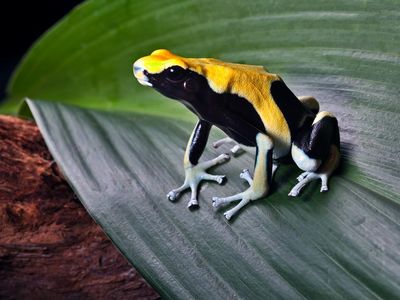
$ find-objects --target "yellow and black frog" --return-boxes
[133,49,340,220]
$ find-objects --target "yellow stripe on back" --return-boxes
[136,49,292,156]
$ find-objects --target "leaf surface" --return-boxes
[28,99,400,299]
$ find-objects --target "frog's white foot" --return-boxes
[288,173,329,197]
[212,171,267,220]
[167,153,230,207]
[213,137,243,155]
[212,188,266,220]
[212,192,249,220]
[289,144,340,197]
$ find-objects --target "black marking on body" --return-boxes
[293,116,340,160]
[270,80,315,138]
[188,120,211,165]
[149,69,266,147]
[213,92,267,146]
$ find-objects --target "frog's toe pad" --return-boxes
[212,197,223,208]
[215,175,226,185]
[230,144,244,155]
[288,189,300,197]
[167,190,179,201]
[187,198,199,208]
[239,169,250,178]
[239,169,253,185]
[224,211,234,220]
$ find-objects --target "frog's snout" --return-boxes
[133,59,152,87]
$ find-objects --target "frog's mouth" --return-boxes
[133,64,152,87]
[137,78,152,87]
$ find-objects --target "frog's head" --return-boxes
[133,49,207,102]
[134,49,272,105]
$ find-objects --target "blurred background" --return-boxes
[0,1,83,102]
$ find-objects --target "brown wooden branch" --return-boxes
[0,116,159,300]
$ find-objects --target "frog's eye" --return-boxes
[165,66,186,82]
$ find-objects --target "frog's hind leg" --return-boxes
[289,111,340,196]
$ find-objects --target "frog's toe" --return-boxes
[239,169,253,185]
[230,144,244,156]
[212,137,236,149]
[212,193,243,209]
[215,175,226,184]
[167,191,178,201]
[320,184,329,193]
[167,183,188,201]
[212,197,222,208]
[187,198,199,208]
[223,210,234,220]
[202,174,226,185]
[288,172,320,197]
[197,153,230,170]
[222,197,251,220]
[212,137,243,156]
[296,171,310,182]
[212,137,232,148]
[288,188,300,197]
[186,183,201,208]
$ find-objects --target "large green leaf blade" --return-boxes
[28,99,400,299]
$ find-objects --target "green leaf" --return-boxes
[5,0,400,298]
[28,99,400,299]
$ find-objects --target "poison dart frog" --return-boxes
[133,49,340,220]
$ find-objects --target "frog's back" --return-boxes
[139,49,310,158]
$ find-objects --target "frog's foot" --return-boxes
[212,189,265,220]
[213,137,243,155]
[212,171,267,220]
[167,153,230,208]
[288,173,329,197]
[289,144,340,197]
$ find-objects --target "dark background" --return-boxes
[0,1,84,102]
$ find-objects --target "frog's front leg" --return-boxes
[212,133,273,220]
[167,119,229,208]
